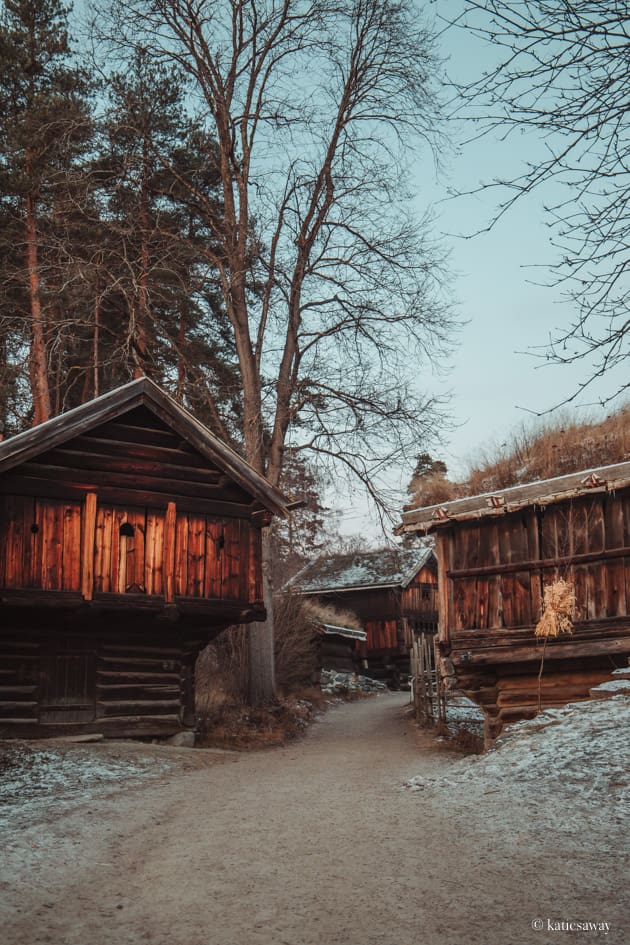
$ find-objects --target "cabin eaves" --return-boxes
[0,377,289,517]
[398,460,630,534]
[318,624,367,642]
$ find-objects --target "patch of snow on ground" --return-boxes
[444,692,485,736]
[591,679,630,693]
[406,696,630,838]
[0,742,174,829]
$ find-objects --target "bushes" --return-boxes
[195,592,363,711]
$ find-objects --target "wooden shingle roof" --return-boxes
[0,377,289,517]
[288,545,435,595]
[398,460,630,534]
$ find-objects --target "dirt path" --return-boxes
[1,694,626,945]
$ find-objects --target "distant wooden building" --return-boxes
[398,462,630,741]
[289,547,437,686]
[0,378,288,738]
[316,623,367,675]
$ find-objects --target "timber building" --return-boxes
[0,378,288,738]
[398,461,630,741]
[289,546,437,686]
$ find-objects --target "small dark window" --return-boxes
[30,523,39,534]
[119,522,135,537]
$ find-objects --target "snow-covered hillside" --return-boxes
[407,695,630,839]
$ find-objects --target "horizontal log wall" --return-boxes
[0,627,205,737]
[0,637,39,724]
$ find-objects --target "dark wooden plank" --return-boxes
[451,634,630,666]
[90,418,191,448]
[81,492,97,600]
[605,559,627,617]
[540,507,558,559]
[174,512,189,597]
[604,493,625,549]
[163,502,176,603]
[223,519,241,599]
[94,504,114,593]
[62,502,82,592]
[186,514,206,597]
[22,496,39,589]
[20,462,242,503]
[238,520,251,600]
[0,475,256,518]
[40,500,64,591]
[4,496,27,587]
[447,543,630,580]
[41,446,223,484]
[204,519,223,598]
[511,571,532,628]
[71,435,217,469]
[144,509,164,596]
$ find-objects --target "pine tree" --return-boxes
[0,0,93,425]
[94,52,240,437]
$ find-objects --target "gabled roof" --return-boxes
[0,377,289,517]
[288,545,435,595]
[398,460,630,533]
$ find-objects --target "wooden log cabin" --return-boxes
[398,461,630,741]
[0,378,289,739]
[289,547,437,687]
[316,623,367,676]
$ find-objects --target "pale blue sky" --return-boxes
[337,0,629,538]
[424,0,628,476]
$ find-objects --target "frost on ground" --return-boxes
[0,741,177,830]
[443,691,485,737]
[406,695,630,845]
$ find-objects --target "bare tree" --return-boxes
[448,1,630,405]
[96,0,455,702]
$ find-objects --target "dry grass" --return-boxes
[440,725,485,755]
[195,697,316,750]
[465,407,630,495]
[194,593,361,749]
[535,579,577,638]
[409,404,630,507]
[274,593,362,696]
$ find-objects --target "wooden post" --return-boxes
[81,492,97,601]
[435,531,451,646]
[164,502,177,603]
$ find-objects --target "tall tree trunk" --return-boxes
[93,292,100,398]
[176,303,186,402]
[134,140,150,378]
[25,185,51,426]
[247,528,276,704]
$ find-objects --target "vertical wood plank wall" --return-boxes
[445,493,630,634]
[0,495,263,602]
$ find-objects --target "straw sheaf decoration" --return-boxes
[535,579,577,638]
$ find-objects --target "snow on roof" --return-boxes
[288,544,435,594]
[319,623,367,642]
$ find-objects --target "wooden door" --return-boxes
[40,639,96,723]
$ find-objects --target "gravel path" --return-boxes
[1,694,625,945]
